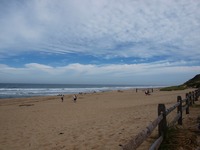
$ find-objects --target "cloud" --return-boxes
[0,61,199,85]
[0,0,200,62]
[0,0,199,85]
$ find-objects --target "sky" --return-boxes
[0,0,200,85]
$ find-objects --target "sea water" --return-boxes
[0,83,158,99]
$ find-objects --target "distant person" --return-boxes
[136,88,138,93]
[73,94,77,103]
[61,95,64,102]
[145,90,150,95]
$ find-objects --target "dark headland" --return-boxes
[160,74,200,91]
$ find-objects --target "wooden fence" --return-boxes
[122,88,200,150]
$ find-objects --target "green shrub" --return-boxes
[160,86,186,91]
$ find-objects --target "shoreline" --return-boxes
[0,83,165,99]
[0,88,195,149]
[0,87,161,100]
[0,88,160,105]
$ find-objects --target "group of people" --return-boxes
[135,88,154,95]
[60,94,77,103]
[60,88,153,102]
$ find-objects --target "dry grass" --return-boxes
[159,127,199,150]
[159,102,200,150]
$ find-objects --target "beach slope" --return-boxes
[0,89,196,150]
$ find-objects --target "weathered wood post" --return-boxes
[198,88,200,99]
[198,88,200,100]
[197,88,200,98]
[158,104,167,137]
[192,91,194,105]
[177,96,182,125]
[185,93,189,114]
[189,92,192,106]
[192,91,195,104]
[195,90,198,101]
[191,91,194,105]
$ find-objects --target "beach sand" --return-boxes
[0,89,198,150]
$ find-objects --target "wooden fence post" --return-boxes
[198,88,200,100]
[177,96,182,125]
[192,91,195,104]
[186,93,189,114]
[188,92,192,106]
[158,104,167,137]
[195,90,198,101]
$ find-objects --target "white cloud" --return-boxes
[0,0,199,85]
[0,0,200,61]
[0,62,199,85]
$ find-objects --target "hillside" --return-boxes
[183,74,200,88]
[160,74,200,91]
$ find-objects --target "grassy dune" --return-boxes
[161,74,200,91]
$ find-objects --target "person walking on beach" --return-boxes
[61,95,64,102]
[145,89,150,95]
[73,94,77,103]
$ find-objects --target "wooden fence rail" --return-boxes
[122,88,200,150]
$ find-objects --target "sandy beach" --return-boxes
[0,89,198,150]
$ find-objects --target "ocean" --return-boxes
[0,83,158,99]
